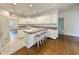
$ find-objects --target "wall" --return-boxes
[0,9,9,16]
[0,9,10,48]
[0,9,9,39]
[59,5,79,37]
[0,17,2,51]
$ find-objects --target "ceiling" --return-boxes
[0,3,77,17]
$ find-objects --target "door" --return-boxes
[58,17,64,35]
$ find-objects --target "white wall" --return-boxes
[59,5,79,37]
[0,9,10,48]
[0,10,10,39]
[0,9,9,16]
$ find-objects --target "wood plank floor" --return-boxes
[12,35,79,55]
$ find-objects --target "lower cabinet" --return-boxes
[24,34,35,48]
[46,29,58,39]
[17,30,24,39]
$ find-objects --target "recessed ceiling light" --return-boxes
[38,10,41,12]
[10,9,14,12]
[13,3,17,5]
[29,4,32,7]
[33,10,36,13]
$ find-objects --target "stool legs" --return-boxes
[39,40,42,45]
[37,42,39,47]
[36,33,47,48]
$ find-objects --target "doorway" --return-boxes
[58,17,64,35]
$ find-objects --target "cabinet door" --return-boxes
[17,30,24,39]
[24,34,35,48]
[28,35,35,48]
[47,29,58,39]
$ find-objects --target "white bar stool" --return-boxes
[35,34,41,48]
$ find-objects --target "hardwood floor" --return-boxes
[12,35,79,55]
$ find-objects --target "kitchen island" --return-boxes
[23,27,58,48]
[23,27,47,48]
[17,24,58,48]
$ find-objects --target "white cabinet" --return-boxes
[49,14,58,24]
[17,30,24,39]
[47,29,58,39]
[24,34,35,48]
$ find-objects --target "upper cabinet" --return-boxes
[49,14,58,24]
[25,14,58,24]
[18,10,58,24]
[34,16,50,24]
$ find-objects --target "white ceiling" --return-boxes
[0,3,77,17]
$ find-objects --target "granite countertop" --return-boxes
[18,24,57,29]
[18,23,57,25]
[18,24,58,33]
[23,28,46,34]
[17,26,57,30]
[31,26,57,29]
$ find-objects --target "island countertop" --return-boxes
[23,27,47,34]
[18,24,57,30]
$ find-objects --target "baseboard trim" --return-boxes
[64,34,79,38]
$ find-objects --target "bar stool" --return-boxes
[41,34,44,44]
[39,34,44,45]
[36,34,44,47]
[35,34,41,47]
[36,32,47,48]
[44,32,47,41]
[37,34,45,47]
